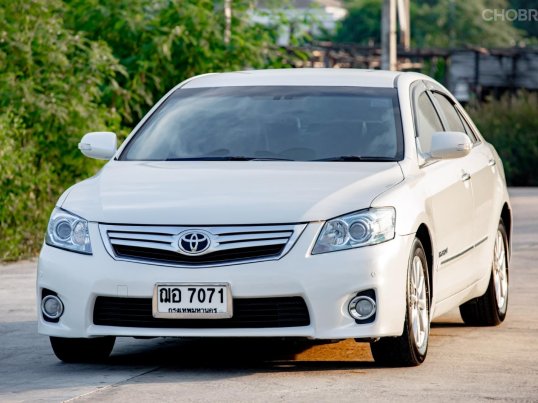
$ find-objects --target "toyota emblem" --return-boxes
[177,230,211,255]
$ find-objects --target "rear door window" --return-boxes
[456,108,479,143]
[432,92,466,133]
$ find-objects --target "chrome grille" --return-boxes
[99,223,306,267]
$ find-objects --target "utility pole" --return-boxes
[397,0,410,50]
[381,0,397,71]
[224,0,232,45]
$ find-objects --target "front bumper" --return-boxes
[37,222,413,340]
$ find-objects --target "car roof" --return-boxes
[182,68,423,89]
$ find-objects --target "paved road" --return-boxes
[1,188,537,402]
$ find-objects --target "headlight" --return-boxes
[45,208,92,254]
[312,208,395,254]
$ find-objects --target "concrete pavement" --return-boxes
[1,188,537,402]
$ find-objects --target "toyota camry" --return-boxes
[38,69,511,366]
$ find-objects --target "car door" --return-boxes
[455,105,499,274]
[429,89,487,289]
[411,82,475,302]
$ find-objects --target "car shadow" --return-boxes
[431,322,467,328]
[1,318,475,397]
[108,337,377,372]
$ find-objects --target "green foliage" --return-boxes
[0,114,40,258]
[412,0,522,48]
[63,0,301,125]
[509,0,538,40]
[333,0,381,45]
[334,0,523,47]
[0,0,123,260]
[0,0,302,261]
[468,93,538,186]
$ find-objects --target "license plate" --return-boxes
[152,283,232,319]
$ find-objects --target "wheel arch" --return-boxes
[500,202,512,258]
[416,224,434,304]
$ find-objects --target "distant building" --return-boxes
[448,48,538,101]
[251,0,347,45]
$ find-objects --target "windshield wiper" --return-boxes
[313,156,397,162]
[250,157,294,161]
[166,156,293,161]
[166,156,254,161]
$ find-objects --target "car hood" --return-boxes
[61,161,404,224]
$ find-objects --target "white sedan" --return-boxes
[38,69,511,366]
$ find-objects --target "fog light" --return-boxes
[349,295,376,320]
[41,295,64,319]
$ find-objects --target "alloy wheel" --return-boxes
[493,229,508,311]
[409,255,429,351]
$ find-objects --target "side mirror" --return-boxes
[430,131,472,160]
[78,132,117,160]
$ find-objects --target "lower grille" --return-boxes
[93,296,310,328]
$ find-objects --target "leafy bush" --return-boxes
[468,93,538,186]
[63,0,303,125]
[0,0,301,261]
[0,0,124,260]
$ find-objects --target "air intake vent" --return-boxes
[93,296,310,328]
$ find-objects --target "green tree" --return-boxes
[334,0,381,45]
[509,0,538,40]
[413,0,522,48]
[63,0,300,125]
[334,0,523,48]
[0,0,123,260]
[0,0,303,261]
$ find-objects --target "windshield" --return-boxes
[120,86,404,161]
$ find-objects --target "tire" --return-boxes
[459,221,509,326]
[370,238,430,367]
[50,336,115,363]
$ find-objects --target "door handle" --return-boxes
[488,158,496,167]
[461,172,471,182]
